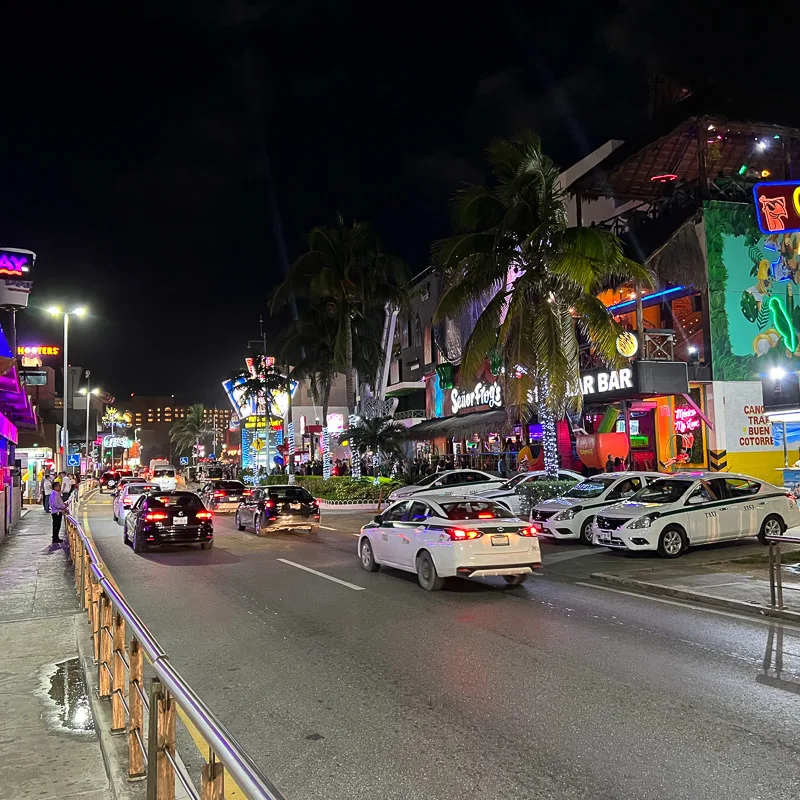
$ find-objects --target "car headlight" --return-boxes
[628,512,661,529]
[552,506,581,521]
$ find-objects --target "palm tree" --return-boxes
[433,132,652,476]
[349,417,407,474]
[271,214,409,413]
[169,404,212,460]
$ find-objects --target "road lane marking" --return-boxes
[276,558,366,591]
[319,525,338,531]
[575,582,800,628]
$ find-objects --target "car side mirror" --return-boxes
[372,515,383,525]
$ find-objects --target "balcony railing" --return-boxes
[393,409,426,420]
[643,329,675,361]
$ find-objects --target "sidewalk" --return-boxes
[592,547,800,622]
[0,507,111,799]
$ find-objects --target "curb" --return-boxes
[590,571,800,624]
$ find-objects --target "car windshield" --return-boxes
[147,493,202,509]
[439,501,516,520]
[216,481,245,490]
[564,477,617,499]
[631,479,693,504]
[414,473,440,487]
[153,468,175,477]
[268,487,315,501]
[502,473,532,490]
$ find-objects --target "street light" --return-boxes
[79,377,100,475]
[48,306,88,472]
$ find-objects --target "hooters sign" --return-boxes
[753,182,800,235]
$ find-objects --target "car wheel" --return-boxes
[123,525,130,545]
[758,514,784,545]
[112,511,118,522]
[359,538,380,572]
[235,511,245,531]
[503,574,526,586]
[416,551,444,591]
[579,517,595,546]
[657,526,686,558]
[253,513,261,534]
[132,528,147,554]
[200,540,213,550]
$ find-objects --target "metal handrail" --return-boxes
[766,534,800,611]
[64,488,287,800]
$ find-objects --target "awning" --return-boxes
[406,409,508,440]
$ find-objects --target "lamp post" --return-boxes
[47,306,86,472]
[79,380,100,476]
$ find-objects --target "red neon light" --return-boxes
[649,174,678,183]
[759,195,789,232]
[674,406,701,434]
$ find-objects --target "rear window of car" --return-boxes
[268,487,315,502]
[127,484,157,495]
[146,493,202,509]
[439,501,516,520]
[153,468,175,477]
[216,481,245,490]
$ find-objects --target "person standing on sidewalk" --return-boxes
[60,471,73,501]
[49,480,67,544]
[41,472,53,513]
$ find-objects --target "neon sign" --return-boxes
[753,182,800,235]
[674,406,701,434]
[0,250,32,277]
[17,345,60,357]
[768,296,798,353]
[451,381,503,413]
[102,436,132,448]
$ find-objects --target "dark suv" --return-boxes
[235,485,320,535]
[123,491,213,553]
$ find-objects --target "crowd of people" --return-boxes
[39,470,78,544]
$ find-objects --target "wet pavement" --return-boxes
[0,508,110,799]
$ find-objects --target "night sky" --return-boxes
[1,1,773,406]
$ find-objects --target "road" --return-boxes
[81,491,800,800]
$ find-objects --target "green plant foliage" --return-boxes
[517,479,579,517]
[258,475,406,501]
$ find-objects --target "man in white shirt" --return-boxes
[41,473,53,513]
[60,471,73,501]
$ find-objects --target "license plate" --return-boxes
[597,531,610,542]
[290,503,301,510]
[173,516,188,526]
[491,534,509,546]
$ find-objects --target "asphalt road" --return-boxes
[81,492,800,800]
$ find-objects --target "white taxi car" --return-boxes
[113,482,158,524]
[479,469,583,515]
[532,472,663,545]
[358,495,541,590]
[387,469,505,503]
[592,472,800,557]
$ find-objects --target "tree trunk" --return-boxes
[344,313,356,413]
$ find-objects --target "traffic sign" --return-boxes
[179,456,189,466]
[67,454,80,468]
[252,439,265,452]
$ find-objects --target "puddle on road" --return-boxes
[38,657,95,734]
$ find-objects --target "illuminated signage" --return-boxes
[451,381,503,413]
[327,413,344,433]
[103,436,132,448]
[580,368,633,396]
[753,181,800,235]
[0,248,33,277]
[17,345,60,357]
[243,416,268,430]
[615,331,638,358]
[674,406,701,434]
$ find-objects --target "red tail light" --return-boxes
[196,510,213,519]
[477,511,495,519]
[518,526,538,537]
[786,492,796,502]
[265,499,276,509]
[314,499,322,507]
[123,497,134,506]
[213,490,226,497]
[444,528,482,541]
[242,490,252,496]
[145,512,167,522]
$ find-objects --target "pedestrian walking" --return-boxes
[41,472,53,513]
[49,480,68,544]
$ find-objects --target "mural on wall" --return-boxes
[706,200,800,381]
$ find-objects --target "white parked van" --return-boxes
[149,458,170,477]
[151,466,177,491]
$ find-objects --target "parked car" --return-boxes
[359,495,541,590]
[387,469,505,503]
[235,485,320,535]
[592,472,800,558]
[200,480,249,513]
[113,482,158,524]
[532,472,663,545]
[123,490,213,553]
[479,469,583,514]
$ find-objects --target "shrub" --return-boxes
[517,479,579,518]
[254,475,404,502]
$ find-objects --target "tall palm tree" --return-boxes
[271,214,409,413]
[349,416,407,472]
[169,404,212,460]
[434,132,652,476]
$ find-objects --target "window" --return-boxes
[565,477,617,499]
[401,318,410,349]
[607,477,643,500]
[439,501,516,520]
[725,478,760,498]
[463,471,491,483]
[412,315,422,348]
[383,502,409,522]
[268,487,315,502]
[423,323,432,365]
[407,502,432,522]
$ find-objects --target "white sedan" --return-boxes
[358,495,541,590]
[479,469,583,515]
[593,472,800,557]
[113,482,158,525]
[387,469,505,503]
